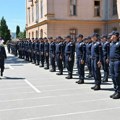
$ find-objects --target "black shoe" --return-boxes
[110,92,117,98]
[112,92,120,99]
[94,85,101,91]
[91,85,96,89]
[44,67,49,70]
[40,65,44,67]
[56,73,63,75]
[77,80,84,84]
[76,80,79,83]
[50,69,56,72]
[102,79,108,82]
[66,76,72,79]
[86,74,92,78]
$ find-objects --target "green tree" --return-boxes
[23,29,26,38]
[16,25,20,38]
[18,32,25,39]
[0,17,11,43]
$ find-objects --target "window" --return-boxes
[40,0,43,18]
[112,27,117,31]
[94,1,100,17]
[40,29,43,38]
[36,1,39,22]
[32,32,34,38]
[36,30,38,38]
[113,0,117,15]
[28,8,30,23]
[29,32,31,38]
[94,28,101,35]
[70,29,77,39]
[32,6,34,22]
[70,0,77,16]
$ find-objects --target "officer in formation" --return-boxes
[75,34,86,84]
[9,31,120,99]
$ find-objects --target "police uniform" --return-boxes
[39,38,45,67]
[35,39,40,65]
[65,35,75,79]
[0,44,7,77]
[85,37,93,78]
[101,35,110,82]
[44,38,49,69]
[56,37,64,75]
[109,31,120,99]
[91,33,102,90]
[75,34,86,84]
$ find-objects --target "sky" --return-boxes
[0,0,25,33]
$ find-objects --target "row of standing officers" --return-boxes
[8,31,120,99]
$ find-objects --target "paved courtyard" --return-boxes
[0,51,120,120]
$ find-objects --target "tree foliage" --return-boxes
[16,25,20,38]
[0,17,11,44]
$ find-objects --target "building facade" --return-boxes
[26,0,120,39]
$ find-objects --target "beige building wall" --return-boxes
[26,0,120,39]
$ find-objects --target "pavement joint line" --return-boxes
[0,84,97,90]
[0,92,100,103]
[24,79,41,93]
[0,91,35,96]
[0,98,110,112]
[21,106,120,120]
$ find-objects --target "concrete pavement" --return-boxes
[0,52,119,120]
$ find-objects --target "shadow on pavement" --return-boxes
[101,88,114,91]
[5,56,29,65]
[0,76,25,80]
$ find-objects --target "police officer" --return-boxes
[85,36,93,78]
[91,33,102,90]
[28,39,32,62]
[32,38,36,64]
[0,39,7,77]
[109,31,120,99]
[35,38,40,65]
[101,34,110,82]
[65,35,75,79]
[44,38,49,69]
[56,36,64,75]
[49,37,56,72]
[75,34,86,84]
[39,38,45,67]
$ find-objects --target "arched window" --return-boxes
[40,29,43,38]
[29,32,31,38]
[32,32,34,38]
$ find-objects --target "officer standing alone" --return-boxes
[0,38,7,77]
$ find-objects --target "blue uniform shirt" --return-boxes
[76,42,86,60]
[110,40,120,60]
[91,41,102,61]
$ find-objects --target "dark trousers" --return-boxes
[77,58,85,81]
[102,57,109,81]
[36,53,40,65]
[91,58,101,85]
[45,55,49,68]
[110,61,120,92]
[56,55,63,73]
[50,55,56,70]
[40,54,44,66]
[0,59,5,75]
[86,55,92,75]
[65,55,74,77]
